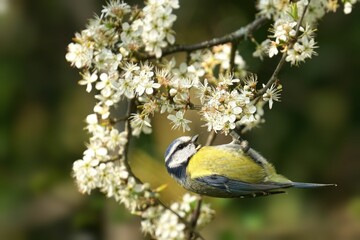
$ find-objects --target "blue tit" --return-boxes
[164,135,335,198]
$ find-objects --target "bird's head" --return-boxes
[164,135,200,181]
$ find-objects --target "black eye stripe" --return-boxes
[165,142,186,162]
[165,137,195,163]
[176,143,187,150]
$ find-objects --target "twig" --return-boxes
[255,50,287,98]
[205,130,217,146]
[147,16,268,58]
[229,130,249,152]
[255,0,311,98]
[229,39,240,73]
[188,197,203,239]
[122,99,143,183]
[229,130,269,165]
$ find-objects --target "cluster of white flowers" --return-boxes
[75,117,215,237]
[159,44,250,133]
[72,113,158,213]
[141,194,215,240]
[198,74,280,134]
[255,0,357,65]
[73,113,126,192]
[200,75,251,134]
[191,44,247,79]
[105,43,250,135]
[269,19,318,65]
[257,0,339,21]
[142,0,179,58]
[65,0,179,121]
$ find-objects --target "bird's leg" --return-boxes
[229,130,250,153]
[239,140,250,153]
[230,130,268,165]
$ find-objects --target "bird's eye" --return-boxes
[177,143,186,150]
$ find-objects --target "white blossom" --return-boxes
[66,42,93,69]
[253,39,271,60]
[268,41,279,58]
[155,210,185,240]
[94,103,110,119]
[262,83,282,109]
[106,129,128,150]
[141,0,179,58]
[78,71,98,92]
[130,113,152,136]
[159,96,175,114]
[344,2,353,14]
[72,155,100,194]
[93,48,122,71]
[101,0,131,18]
[167,111,192,132]
[196,79,211,104]
[134,71,160,96]
[218,73,240,87]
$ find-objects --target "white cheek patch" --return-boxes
[167,153,185,168]
[165,136,192,163]
[167,145,196,168]
[165,143,179,163]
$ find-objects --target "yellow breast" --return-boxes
[187,146,266,183]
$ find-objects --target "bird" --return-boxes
[164,135,336,198]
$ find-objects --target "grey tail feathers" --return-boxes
[291,182,337,188]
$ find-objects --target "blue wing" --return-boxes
[195,175,292,198]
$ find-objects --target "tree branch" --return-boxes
[122,99,143,183]
[191,198,203,228]
[187,197,203,240]
[205,130,217,146]
[255,50,287,98]
[159,16,268,57]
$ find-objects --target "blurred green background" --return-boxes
[1,0,360,239]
